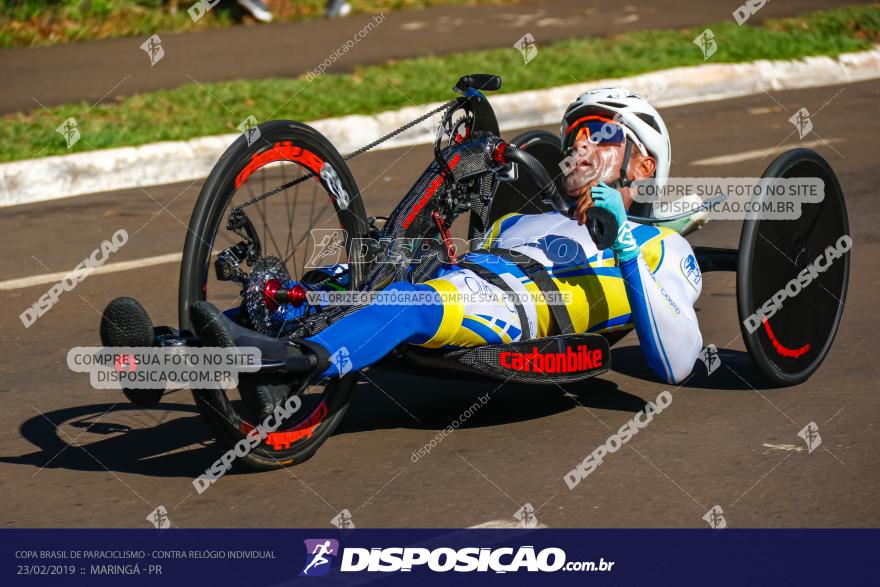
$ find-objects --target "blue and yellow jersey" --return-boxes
[419,212,702,369]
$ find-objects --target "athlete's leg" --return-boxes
[307,253,540,378]
[306,281,445,378]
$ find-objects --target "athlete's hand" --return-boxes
[590,182,640,263]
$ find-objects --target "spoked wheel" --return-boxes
[737,148,850,387]
[179,120,369,468]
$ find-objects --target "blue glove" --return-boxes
[591,182,640,263]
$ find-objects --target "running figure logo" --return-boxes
[307,229,347,268]
[702,505,727,529]
[513,503,539,528]
[698,344,720,375]
[56,117,81,149]
[237,115,261,146]
[140,34,165,66]
[300,539,339,577]
[692,29,717,60]
[330,508,356,529]
[513,33,538,65]
[798,421,822,453]
[788,108,814,139]
[146,505,172,529]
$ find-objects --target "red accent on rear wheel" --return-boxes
[239,400,329,451]
[762,318,810,359]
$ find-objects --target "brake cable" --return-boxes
[232,98,461,212]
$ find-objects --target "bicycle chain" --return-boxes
[233,99,460,211]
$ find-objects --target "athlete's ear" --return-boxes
[631,154,656,181]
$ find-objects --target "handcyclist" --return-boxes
[192,88,704,415]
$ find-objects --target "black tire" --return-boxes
[179,120,369,469]
[737,149,850,387]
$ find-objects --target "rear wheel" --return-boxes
[179,120,369,468]
[737,149,850,386]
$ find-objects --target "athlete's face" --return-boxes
[563,136,625,200]
[563,133,657,225]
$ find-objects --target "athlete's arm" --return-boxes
[591,183,702,384]
[618,243,703,384]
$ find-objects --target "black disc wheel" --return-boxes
[737,148,850,386]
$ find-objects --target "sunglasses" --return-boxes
[563,115,648,156]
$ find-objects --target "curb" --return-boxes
[2,48,879,207]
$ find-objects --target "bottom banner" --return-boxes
[2,529,877,585]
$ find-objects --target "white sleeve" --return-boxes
[619,235,703,384]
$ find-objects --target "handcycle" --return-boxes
[99,74,850,469]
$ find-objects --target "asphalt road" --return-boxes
[2,79,878,528]
[0,0,868,114]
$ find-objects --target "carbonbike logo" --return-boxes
[341,546,569,573]
[564,390,673,490]
[500,345,603,374]
[20,229,128,328]
[193,394,302,494]
[743,235,851,334]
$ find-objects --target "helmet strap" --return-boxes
[607,137,634,190]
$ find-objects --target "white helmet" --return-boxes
[561,87,671,189]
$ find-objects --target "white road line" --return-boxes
[762,443,805,453]
[689,138,842,166]
[0,252,182,291]
[469,520,549,529]
[0,132,846,292]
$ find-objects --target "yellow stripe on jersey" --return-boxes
[482,212,522,249]
[419,278,465,348]
[522,279,552,338]
[548,274,630,332]
[640,226,677,273]
[466,314,513,344]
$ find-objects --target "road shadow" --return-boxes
[610,344,783,390]
[336,368,648,435]
[2,369,647,478]
[0,402,218,478]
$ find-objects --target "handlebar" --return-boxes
[495,143,618,250]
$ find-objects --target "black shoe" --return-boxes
[100,297,154,348]
[189,302,329,420]
[100,297,164,407]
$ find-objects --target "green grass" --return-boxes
[3,4,878,163]
[0,0,518,48]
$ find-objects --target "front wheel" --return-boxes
[179,120,369,469]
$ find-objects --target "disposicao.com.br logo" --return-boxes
[300,542,613,575]
[300,539,339,577]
